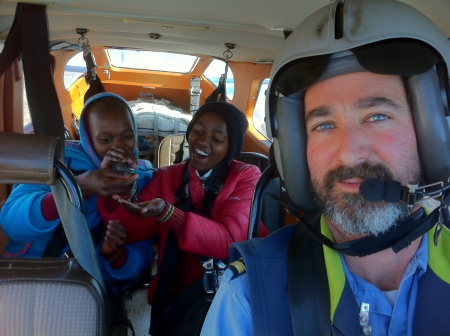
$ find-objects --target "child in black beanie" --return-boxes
[186,101,249,163]
[98,100,264,336]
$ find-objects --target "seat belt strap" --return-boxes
[205,59,228,103]
[51,176,105,289]
[0,3,65,141]
[287,223,330,335]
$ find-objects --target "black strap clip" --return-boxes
[202,179,223,194]
[200,258,227,295]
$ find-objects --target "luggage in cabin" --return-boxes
[129,98,192,161]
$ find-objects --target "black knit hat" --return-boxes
[186,101,248,162]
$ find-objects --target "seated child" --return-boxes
[0,92,156,282]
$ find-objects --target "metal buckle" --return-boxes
[406,182,444,207]
[201,258,218,294]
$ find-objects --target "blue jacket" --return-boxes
[0,92,156,282]
[230,220,450,335]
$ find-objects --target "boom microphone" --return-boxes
[359,178,450,207]
[360,178,450,207]
[359,178,403,203]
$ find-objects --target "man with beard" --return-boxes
[306,73,423,240]
[201,0,450,335]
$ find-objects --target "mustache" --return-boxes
[324,162,393,189]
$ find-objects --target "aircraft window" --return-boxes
[107,49,198,73]
[0,42,30,131]
[203,59,234,100]
[64,52,87,89]
[23,78,31,130]
[253,78,271,140]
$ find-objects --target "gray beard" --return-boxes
[322,193,408,236]
[312,162,418,237]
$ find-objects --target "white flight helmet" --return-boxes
[267,0,450,212]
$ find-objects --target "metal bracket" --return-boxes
[359,302,372,335]
[223,43,235,60]
[76,28,89,36]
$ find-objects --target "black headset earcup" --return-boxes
[408,69,450,185]
[272,93,317,212]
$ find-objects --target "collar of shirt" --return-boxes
[196,169,212,181]
[341,233,428,335]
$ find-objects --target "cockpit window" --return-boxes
[203,59,234,100]
[106,49,198,73]
[253,78,271,140]
[63,52,87,89]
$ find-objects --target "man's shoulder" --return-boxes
[230,224,298,266]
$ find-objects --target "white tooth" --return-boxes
[195,148,209,156]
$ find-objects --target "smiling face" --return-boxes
[85,97,136,159]
[187,112,229,175]
[305,72,422,238]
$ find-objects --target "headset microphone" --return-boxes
[296,177,450,257]
[359,178,403,202]
[360,178,450,207]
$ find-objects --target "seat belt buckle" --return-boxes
[201,258,219,294]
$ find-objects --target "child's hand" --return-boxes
[101,147,138,170]
[76,168,138,197]
[112,196,166,218]
[100,220,127,260]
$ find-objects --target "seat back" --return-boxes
[157,134,186,167]
[238,151,270,173]
[0,259,108,336]
[0,132,110,336]
[157,134,272,171]
[248,147,285,238]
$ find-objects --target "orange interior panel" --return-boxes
[52,48,272,155]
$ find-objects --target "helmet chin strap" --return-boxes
[301,207,443,257]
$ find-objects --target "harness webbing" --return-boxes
[205,60,228,103]
[0,3,64,141]
[288,223,330,335]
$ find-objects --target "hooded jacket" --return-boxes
[0,93,155,281]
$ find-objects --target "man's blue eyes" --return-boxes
[367,114,388,122]
[313,114,388,131]
[315,123,333,131]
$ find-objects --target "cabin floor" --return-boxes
[126,288,151,336]
[124,249,158,336]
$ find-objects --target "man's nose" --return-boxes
[335,126,370,166]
